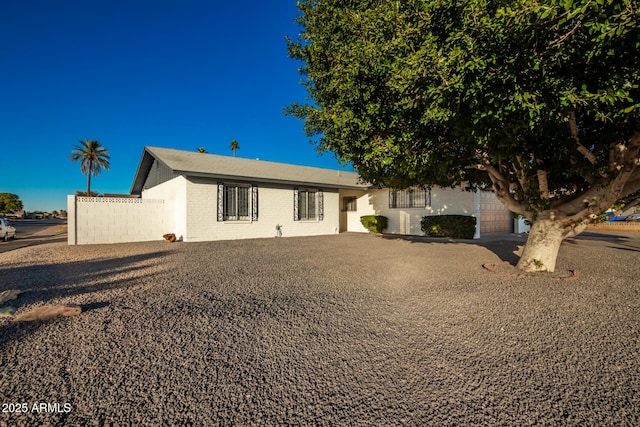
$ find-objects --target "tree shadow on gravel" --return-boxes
[0,266,154,348]
[0,251,168,291]
[0,302,113,341]
[564,231,640,252]
[380,234,524,264]
[381,230,640,265]
[0,236,67,255]
[0,251,171,340]
[80,301,110,312]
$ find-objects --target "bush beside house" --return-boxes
[421,215,476,239]
[360,215,388,233]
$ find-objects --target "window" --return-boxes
[389,188,430,208]
[294,189,324,221]
[342,196,357,211]
[298,190,317,220]
[224,185,249,220]
[217,183,258,221]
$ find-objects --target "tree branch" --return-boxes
[470,164,530,217]
[513,155,529,192]
[569,111,597,165]
[562,165,637,223]
[537,169,549,199]
[609,143,628,171]
[558,131,640,218]
[622,173,640,196]
[549,18,582,48]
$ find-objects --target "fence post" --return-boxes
[67,195,77,245]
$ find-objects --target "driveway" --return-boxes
[0,233,639,426]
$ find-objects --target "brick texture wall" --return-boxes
[68,196,174,245]
[184,178,340,242]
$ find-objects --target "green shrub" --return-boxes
[420,215,476,239]
[360,215,388,233]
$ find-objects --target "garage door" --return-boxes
[479,191,513,234]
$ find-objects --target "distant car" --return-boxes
[627,213,640,222]
[0,218,16,241]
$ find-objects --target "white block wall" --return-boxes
[184,178,341,242]
[343,187,476,236]
[67,196,174,245]
[142,175,187,241]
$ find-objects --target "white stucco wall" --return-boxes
[344,187,476,236]
[338,190,369,233]
[183,178,341,242]
[68,196,174,245]
[142,175,187,241]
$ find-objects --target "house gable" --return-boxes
[143,158,176,191]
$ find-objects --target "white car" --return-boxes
[0,218,16,241]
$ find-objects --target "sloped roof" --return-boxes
[130,146,369,194]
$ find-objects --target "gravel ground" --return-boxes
[0,232,639,426]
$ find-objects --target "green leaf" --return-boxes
[288,0,640,222]
[567,8,581,19]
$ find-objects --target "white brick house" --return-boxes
[128,146,367,242]
[68,146,518,244]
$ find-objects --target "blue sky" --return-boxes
[0,1,345,212]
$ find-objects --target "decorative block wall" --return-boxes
[67,196,174,245]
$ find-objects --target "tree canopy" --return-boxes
[288,0,640,271]
[0,193,23,214]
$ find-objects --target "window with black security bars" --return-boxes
[298,190,317,220]
[223,185,250,221]
[389,188,430,208]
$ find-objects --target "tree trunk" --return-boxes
[87,160,92,196]
[516,219,585,272]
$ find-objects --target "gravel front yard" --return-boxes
[1,232,639,426]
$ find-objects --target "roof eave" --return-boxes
[130,148,154,195]
[176,170,370,190]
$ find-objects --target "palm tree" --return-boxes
[70,139,111,197]
[197,147,208,153]
[229,139,240,157]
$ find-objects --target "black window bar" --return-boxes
[389,188,430,208]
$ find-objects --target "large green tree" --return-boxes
[288,0,640,272]
[70,139,111,197]
[0,193,23,214]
